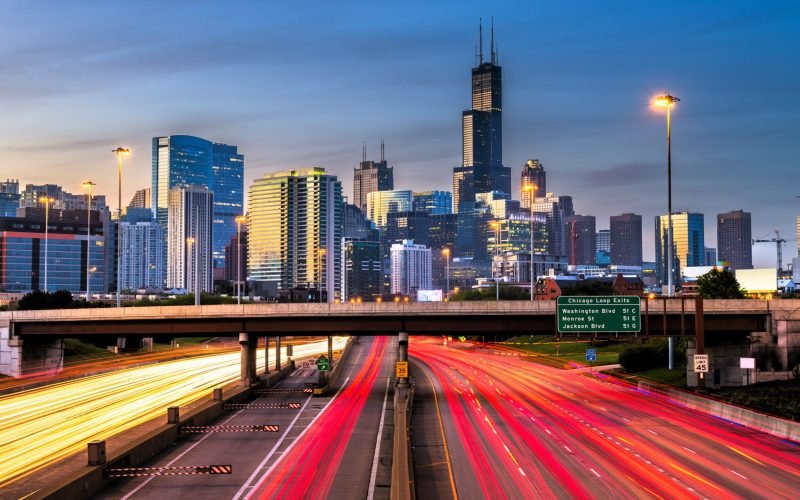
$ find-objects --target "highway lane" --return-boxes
[0,337,346,492]
[410,337,800,499]
[102,335,397,500]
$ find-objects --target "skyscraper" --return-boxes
[128,188,151,210]
[0,179,19,217]
[390,240,432,296]
[119,221,166,291]
[534,193,574,259]
[717,210,752,270]
[248,168,343,301]
[353,142,393,213]
[366,189,412,228]
[565,215,596,266]
[520,160,545,210]
[655,212,704,286]
[453,20,510,214]
[341,238,382,301]
[596,229,611,253]
[412,190,452,215]
[386,211,430,247]
[610,213,643,266]
[166,186,213,293]
[428,213,458,291]
[152,135,244,269]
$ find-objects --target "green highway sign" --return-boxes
[315,356,330,372]
[557,296,641,333]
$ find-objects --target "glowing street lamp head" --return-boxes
[82,181,96,190]
[236,215,247,225]
[112,147,131,156]
[653,94,679,108]
[186,237,195,245]
[523,184,537,193]
[442,248,450,257]
[38,196,53,204]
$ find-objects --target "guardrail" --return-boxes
[390,383,415,500]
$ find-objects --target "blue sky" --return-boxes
[1,0,798,265]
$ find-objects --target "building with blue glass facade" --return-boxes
[152,135,244,269]
[655,212,704,286]
[412,190,452,215]
[0,209,106,293]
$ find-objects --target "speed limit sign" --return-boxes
[693,354,709,373]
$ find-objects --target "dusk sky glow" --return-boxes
[1,0,798,264]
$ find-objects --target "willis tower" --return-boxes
[453,19,510,215]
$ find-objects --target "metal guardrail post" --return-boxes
[87,440,106,466]
[167,406,180,424]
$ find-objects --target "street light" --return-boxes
[653,93,679,371]
[112,147,131,307]
[38,196,54,292]
[652,95,679,296]
[317,248,326,303]
[442,247,451,298]
[236,215,247,305]
[523,183,538,301]
[82,181,96,301]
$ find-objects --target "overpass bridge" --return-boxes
[1,299,797,385]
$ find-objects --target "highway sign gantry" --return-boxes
[557,296,641,333]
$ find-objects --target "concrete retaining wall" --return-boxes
[390,384,415,500]
[30,364,295,500]
[638,381,800,443]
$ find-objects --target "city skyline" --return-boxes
[1,1,798,267]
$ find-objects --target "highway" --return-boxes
[410,337,800,499]
[0,337,346,492]
[101,335,397,500]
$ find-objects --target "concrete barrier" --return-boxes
[314,337,354,395]
[638,381,800,442]
[30,364,295,500]
[390,383,415,500]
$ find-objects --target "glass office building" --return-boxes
[412,190,452,215]
[0,210,105,293]
[366,190,412,228]
[152,135,244,269]
[655,212,704,286]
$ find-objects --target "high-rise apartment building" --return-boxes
[341,238,382,301]
[223,230,248,288]
[166,186,213,293]
[596,229,611,253]
[534,193,574,259]
[353,142,393,213]
[390,240,432,296]
[704,247,717,267]
[20,183,106,211]
[716,210,752,270]
[343,203,376,240]
[428,213,458,291]
[655,212,704,286]
[610,213,643,266]
[128,188,151,210]
[520,160,545,210]
[565,215,596,266]
[453,21,510,214]
[366,190,412,228]
[152,135,244,269]
[119,221,166,291]
[248,168,343,301]
[412,190,452,215]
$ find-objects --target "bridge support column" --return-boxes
[239,333,257,385]
[275,336,281,372]
[398,332,408,387]
[264,337,269,375]
[328,335,333,365]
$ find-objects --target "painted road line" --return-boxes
[367,377,391,500]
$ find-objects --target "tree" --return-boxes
[696,268,747,299]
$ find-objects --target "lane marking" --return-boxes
[729,469,748,480]
[590,468,601,478]
[683,446,696,454]
[367,377,391,500]
[416,358,459,500]
[232,376,351,500]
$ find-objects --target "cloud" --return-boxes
[579,162,660,188]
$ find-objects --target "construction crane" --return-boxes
[753,229,787,272]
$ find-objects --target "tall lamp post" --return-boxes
[654,94,679,370]
[38,196,54,292]
[523,184,537,301]
[236,215,247,305]
[82,181,96,301]
[442,248,451,298]
[187,237,199,306]
[112,147,131,307]
[318,248,326,303]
